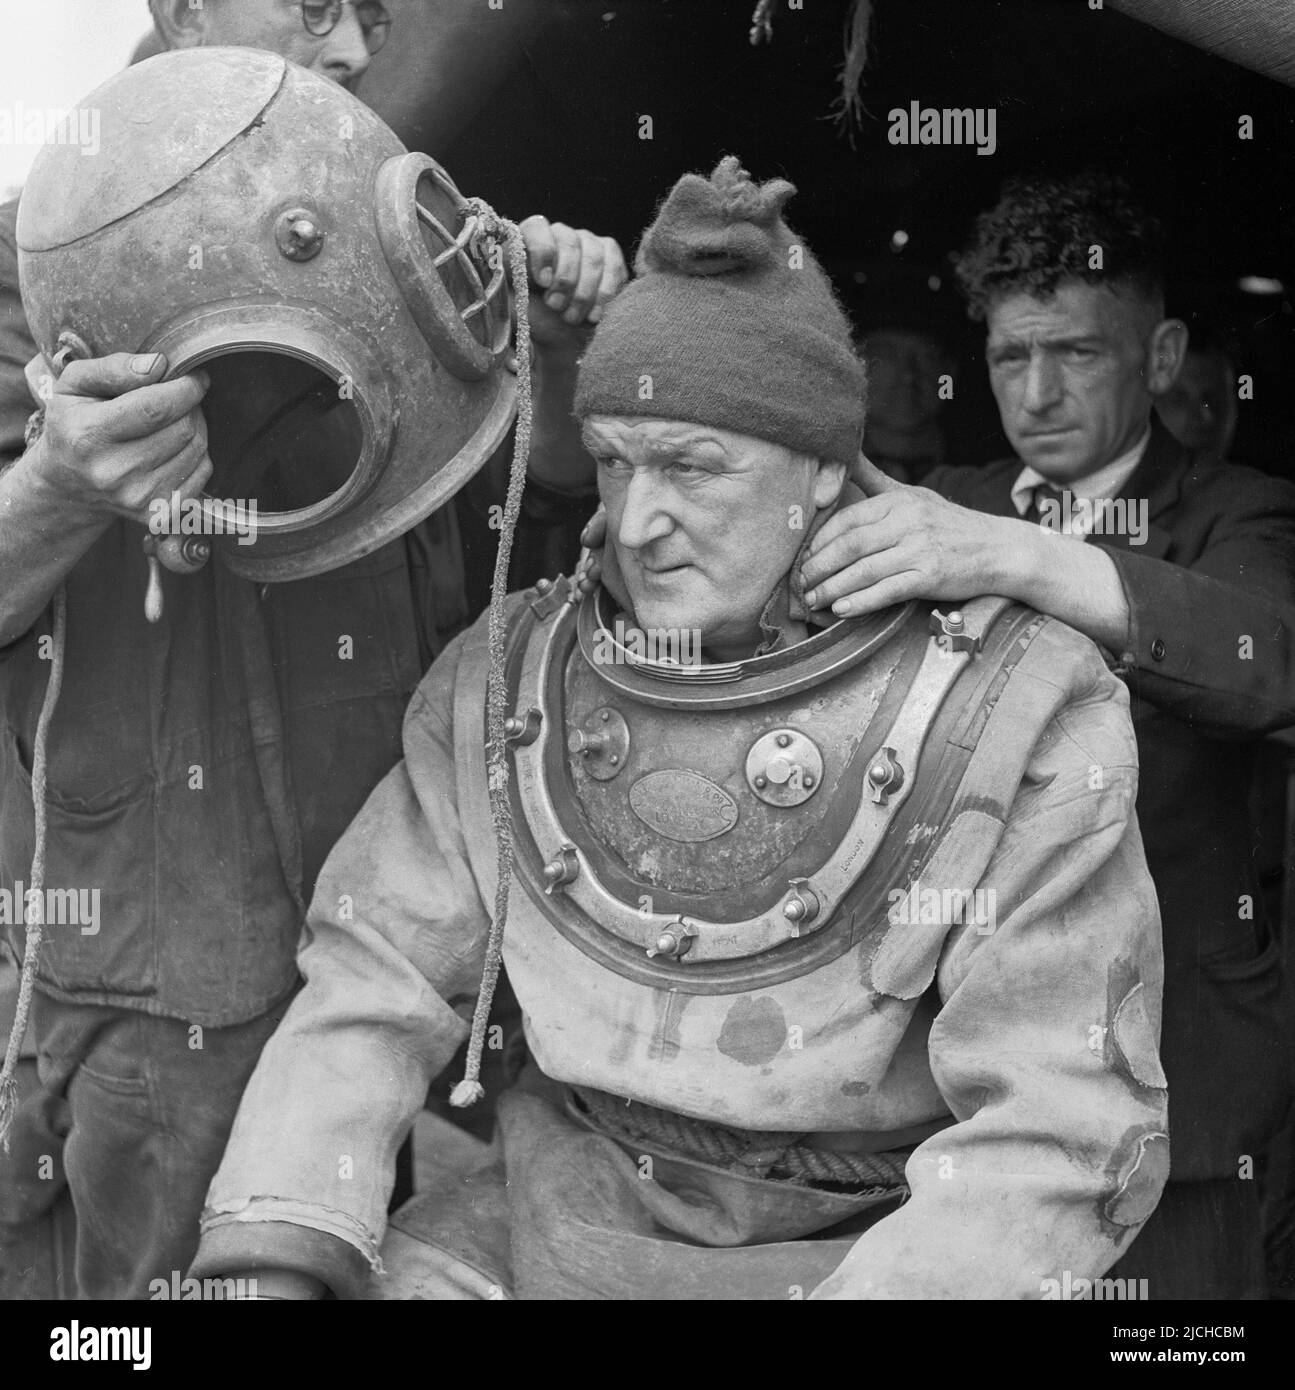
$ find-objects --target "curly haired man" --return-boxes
[802,170,1295,1298]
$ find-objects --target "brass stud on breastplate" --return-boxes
[503,707,543,746]
[541,844,580,893]
[929,607,981,655]
[527,576,566,620]
[866,748,905,805]
[745,728,824,808]
[646,919,696,961]
[567,706,630,781]
[781,878,820,931]
[568,729,609,755]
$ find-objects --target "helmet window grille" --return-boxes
[414,168,509,356]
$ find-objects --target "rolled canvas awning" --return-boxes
[126,3,1295,117]
[1108,0,1295,87]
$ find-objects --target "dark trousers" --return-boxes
[0,992,289,1300]
[1108,1175,1266,1299]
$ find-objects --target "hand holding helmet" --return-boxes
[519,216,628,348]
[22,352,213,528]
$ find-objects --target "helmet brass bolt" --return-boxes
[776,733,791,748]
[646,924,695,960]
[568,708,629,782]
[541,847,580,890]
[865,749,905,805]
[503,708,542,746]
[276,208,325,262]
[782,879,820,926]
[765,756,792,785]
[754,775,767,789]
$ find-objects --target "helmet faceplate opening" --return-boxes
[199,349,365,523]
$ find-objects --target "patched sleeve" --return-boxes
[813,636,1168,1299]
[192,621,494,1298]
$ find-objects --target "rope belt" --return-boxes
[570,1085,912,1193]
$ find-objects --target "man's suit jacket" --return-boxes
[927,417,1295,1180]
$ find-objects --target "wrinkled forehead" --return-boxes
[985,280,1144,345]
[582,415,758,457]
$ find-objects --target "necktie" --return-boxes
[1023,483,1067,528]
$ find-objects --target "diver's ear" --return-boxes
[811,457,847,510]
[149,0,212,50]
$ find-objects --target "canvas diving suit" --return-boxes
[193,575,1168,1300]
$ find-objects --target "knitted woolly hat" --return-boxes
[574,157,866,464]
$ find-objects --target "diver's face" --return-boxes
[585,416,845,660]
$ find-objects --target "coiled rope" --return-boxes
[572,1084,912,1191]
[449,202,533,1108]
[0,586,67,1149]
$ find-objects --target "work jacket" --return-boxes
[928,419,1295,1178]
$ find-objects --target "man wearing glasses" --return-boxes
[0,0,624,1298]
[154,0,394,82]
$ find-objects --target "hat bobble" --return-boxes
[638,156,796,278]
[576,155,866,466]
[710,155,794,225]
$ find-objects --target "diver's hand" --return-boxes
[518,217,628,353]
[575,505,608,592]
[579,505,608,553]
[23,351,213,528]
[801,455,1012,616]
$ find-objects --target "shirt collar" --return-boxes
[1010,424,1152,517]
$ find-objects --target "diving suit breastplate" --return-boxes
[453,578,1048,1132]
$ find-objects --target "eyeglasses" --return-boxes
[296,2,392,53]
